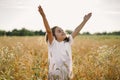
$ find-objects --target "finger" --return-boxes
[89,13,92,16]
[38,5,40,8]
[38,5,42,9]
[87,13,91,15]
[38,6,43,11]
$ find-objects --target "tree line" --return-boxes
[0,28,45,36]
[0,28,120,36]
[65,30,120,35]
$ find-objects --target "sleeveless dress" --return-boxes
[48,35,73,80]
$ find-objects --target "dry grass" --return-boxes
[0,35,120,80]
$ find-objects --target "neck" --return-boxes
[57,39,64,42]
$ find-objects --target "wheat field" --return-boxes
[0,35,120,80]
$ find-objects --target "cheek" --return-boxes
[55,32,60,38]
[55,33,63,39]
[56,33,61,37]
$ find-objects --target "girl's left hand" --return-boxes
[83,13,92,22]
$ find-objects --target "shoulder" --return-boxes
[68,35,74,45]
[48,37,57,47]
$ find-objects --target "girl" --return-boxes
[38,5,92,80]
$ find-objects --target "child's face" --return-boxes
[54,27,66,41]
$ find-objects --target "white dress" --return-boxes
[48,35,73,80]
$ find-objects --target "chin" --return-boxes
[61,35,67,40]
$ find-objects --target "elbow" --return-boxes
[46,29,52,34]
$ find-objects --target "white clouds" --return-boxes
[0,0,36,9]
[98,0,120,11]
[0,0,120,33]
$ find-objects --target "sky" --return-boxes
[0,0,120,33]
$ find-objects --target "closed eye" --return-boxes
[58,30,62,33]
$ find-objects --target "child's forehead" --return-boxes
[56,27,63,31]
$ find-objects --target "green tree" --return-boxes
[65,30,73,34]
[0,30,6,36]
[82,32,91,35]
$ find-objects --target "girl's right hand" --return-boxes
[38,5,45,16]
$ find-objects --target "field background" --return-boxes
[0,35,120,80]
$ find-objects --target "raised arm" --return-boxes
[38,5,53,44]
[71,13,92,38]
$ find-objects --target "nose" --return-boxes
[62,32,66,36]
[62,31,65,34]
